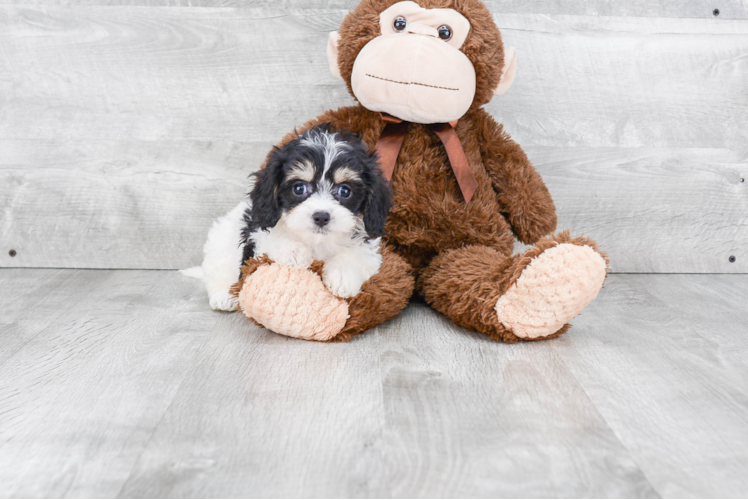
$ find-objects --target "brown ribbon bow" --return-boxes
[374,114,479,202]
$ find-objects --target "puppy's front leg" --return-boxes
[251,227,314,269]
[323,238,383,298]
[266,240,315,269]
[202,201,249,311]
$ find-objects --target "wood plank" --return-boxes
[376,304,659,497]
[1,270,748,496]
[1,8,746,272]
[534,146,748,274]
[0,8,746,150]
[0,139,252,270]
[552,274,748,497]
[0,6,353,144]
[118,314,389,498]
[490,15,748,150]
[0,269,124,364]
[0,0,745,20]
[92,279,656,498]
[0,269,221,497]
[2,141,745,272]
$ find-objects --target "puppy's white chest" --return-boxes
[252,225,345,268]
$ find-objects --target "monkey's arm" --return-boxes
[474,109,557,245]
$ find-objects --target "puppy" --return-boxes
[194,124,391,311]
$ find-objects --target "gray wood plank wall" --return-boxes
[1,4,747,272]
[2,1,747,19]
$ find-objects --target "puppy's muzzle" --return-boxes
[312,211,331,228]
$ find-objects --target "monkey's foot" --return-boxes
[236,262,349,342]
[495,242,607,339]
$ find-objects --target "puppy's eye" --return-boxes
[393,16,407,31]
[438,25,452,41]
[337,184,352,199]
[292,181,310,196]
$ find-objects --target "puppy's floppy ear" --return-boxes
[250,147,286,230]
[363,160,392,238]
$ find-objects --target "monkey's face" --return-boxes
[350,1,475,124]
[328,0,517,125]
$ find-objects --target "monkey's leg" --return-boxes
[234,245,414,342]
[418,232,608,342]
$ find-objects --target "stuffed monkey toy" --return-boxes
[233,0,608,342]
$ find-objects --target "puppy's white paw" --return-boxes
[322,239,382,298]
[209,290,239,312]
[323,264,365,299]
[269,245,314,269]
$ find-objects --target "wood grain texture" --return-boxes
[1,270,748,497]
[490,16,748,150]
[553,274,748,498]
[1,0,746,20]
[118,312,388,498]
[0,269,221,497]
[2,8,746,148]
[1,6,747,272]
[0,139,253,269]
[534,147,748,274]
[0,269,124,365]
[376,306,659,498]
[2,141,745,272]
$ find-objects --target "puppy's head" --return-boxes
[250,123,391,242]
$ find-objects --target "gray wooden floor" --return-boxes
[0,270,746,498]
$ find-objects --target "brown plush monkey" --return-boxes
[233,0,608,342]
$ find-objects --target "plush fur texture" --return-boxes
[420,231,608,342]
[241,125,390,299]
[495,243,607,339]
[281,106,555,271]
[233,246,415,342]
[235,257,350,342]
[336,244,415,341]
[336,0,506,116]
[233,0,608,342]
[200,200,249,311]
[198,125,392,307]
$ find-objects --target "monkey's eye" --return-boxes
[438,25,452,40]
[393,16,407,31]
[336,184,352,199]
[292,181,311,196]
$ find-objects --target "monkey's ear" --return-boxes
[494,46,518,96]
[327,31,343,80]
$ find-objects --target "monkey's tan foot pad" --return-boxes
[237,263,349,342]
[495,243,607,339]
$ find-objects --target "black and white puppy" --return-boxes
[193,124,390,311]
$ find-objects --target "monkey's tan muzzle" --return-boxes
[350,33,476,124]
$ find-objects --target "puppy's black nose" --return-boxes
[312,211,330,227]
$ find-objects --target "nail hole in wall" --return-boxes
[729,255,736,263]
[713,8,720,16]
[8,249,17,257]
